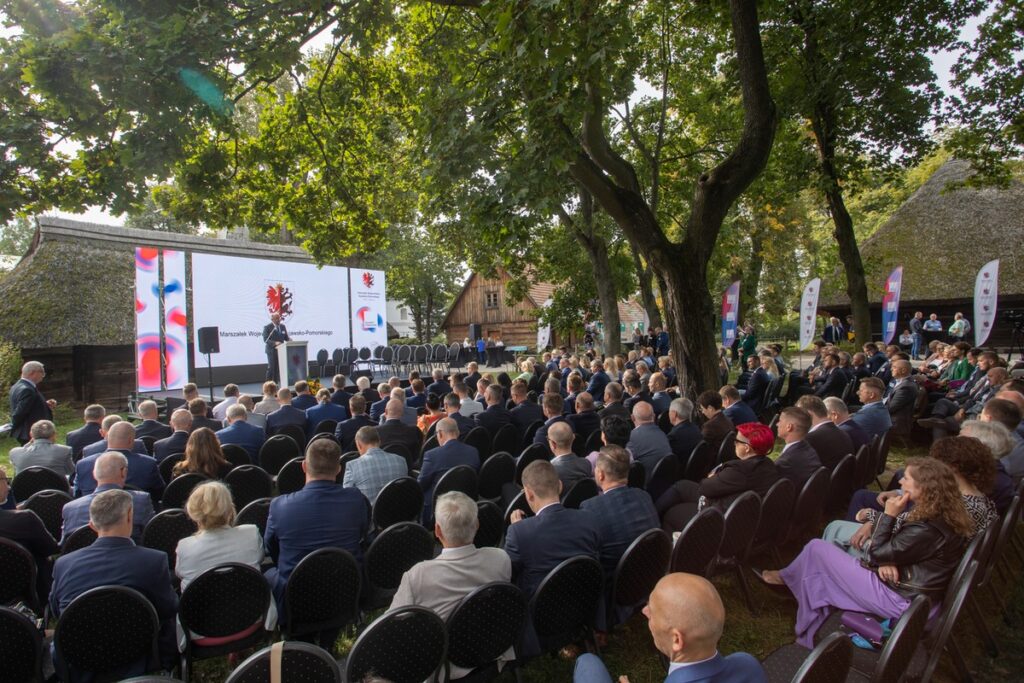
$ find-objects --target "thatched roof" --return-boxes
[819,159,1024,308]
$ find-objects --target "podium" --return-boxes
[276,341,308,388]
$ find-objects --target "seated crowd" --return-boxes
[3,334,1023,681]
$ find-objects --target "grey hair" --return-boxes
[961,420,1015,458]
[84,404,106,421]
[21,361,44,376]
[29,419,56,440]
[226,403,248,420]
[93,451,128,480]
[823,397,849,417]
[670,398,693,422]
[89,489,133,531]
[138,400,159,418]
[434,492,478,546]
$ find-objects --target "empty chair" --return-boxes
[21,488,71,540]
[160,473,208,510]
[224,465,274,511]
[11,465,70,502]
[478,452,515,501]
[710,491,762,613]
[492,424,521,460]
[283,548,361,649]
[274,424,308,452]
[529,555,604,654]
[761,631,852,683]
[363,522,435,609]
[445,582,528,680]
[608,529,671,628]
[747,478,796,566]
[474,501,504,548]
[345,606,447,683]
[0,605,43,683]
[372,477,423,530]
[514,443,551,485]
[562,477,601,509]
[669,507,724,577]
[852,443,873,489]
[826,454,857,517]
[627,461,646,489]
[463,426,492,464]
[0,538,39,612]
[275,457,306,495]
[683,441,714,482]
[234,498,273,539]
[258,435,302,476]
[141,509,198,572]
[785,467,830,544]
[645,455,678,503]
[833,594,930,683]
[434,465,480,501]
[522,420,544,446]
[226,641,342,683]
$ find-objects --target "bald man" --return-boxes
[74,422,163,500]
[61,452,154,543]
[376,398,423,464]
[547,421,591,491]
[574,574,767,683]
[417,418,480,523]
[626,401,672,479]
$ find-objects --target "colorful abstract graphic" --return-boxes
[135,248,159,272]
[881,266,903,345]
[135,247,162,392]
[163,250,188,390]
[136,335,163,389]
[266,283,294,319]
[362,271,374,288]
[356,306,384,332]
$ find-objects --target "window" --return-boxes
[485,291,499,309]
[400,307,408,320]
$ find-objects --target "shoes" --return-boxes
[751,568,792,595]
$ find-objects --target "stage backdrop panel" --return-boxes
[350,268,388,349]
[135,247,162,392]
[163,250,188,389]
[192,253,351,369]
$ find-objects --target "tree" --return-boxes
[123,192,200,234]
[0,216,34,255]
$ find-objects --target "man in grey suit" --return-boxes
[774,407,823,486]
[627,401,672,479]
[547,422,592,491]
[9,419,74,477]
[391,491,512,678]
[378,387,418,427]
[849,377,893,441]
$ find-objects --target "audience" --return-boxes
[75,422,163,500]
[9,418,74,477]
[61,452,153,544]
[266,387,307,434]
[585,414,633,470]
[134,400,172,440]
[253,381,280,415]
[345,426,408,504]
[627,402,672,479]
[82,414,147,458]
[0,464,59,606]
[823,396,869,453]
[666,397,702,465]
[849,377,892,440]
[773,407,822,486]
[377,398,423,461]
[154,409,193,462]
[796,396,854,471]
[601,382,630,420]
[567,391,601,438]
[534,392,571,446]
[188,398,221,432]
[548,421,592,490]
[696,390,734,455]
[329,374,353,411]
[335,394,374,452]
[305,388,348,436]
[216,403,266,465]
[418,418,480,522]
[211,383,240,421]
[475,385,513,438]
[171,427,233,479]
[720,385,757,426]
[291,380,317,411]
[444,391,477,436]
[65,404,106,461]
[417,392,445,433]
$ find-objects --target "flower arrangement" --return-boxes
[306,378,323,393]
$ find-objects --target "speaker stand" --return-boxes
[205,352,214,404]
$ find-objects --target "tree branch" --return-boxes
[581,83,643,196]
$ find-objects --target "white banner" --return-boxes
[162,250,188,389]
[974,259,999,347]
[192,253,351,368]
[799,278,821,350]
[536,298,552,350]
[350,268,388,349]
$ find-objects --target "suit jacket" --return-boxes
[699,455,780,512]
[65,422,103,461]
[838,419,870,454]
[379,405,419,428]
[391,545,511,618]
[305,402,348,436]
[504,503,602,597]
[291,394,317,411]
[474,404,513,438]
[534,415,570,446]
[0,508,59,602]
[624,391,653,413]
[266,405,308,434]
[822,323,845,344]
[628,424,673,477]
[867,352,888,375]
[510,401,545,437]
[153,431,191,463]
[664,652,767,683]
[563,392,579,416]
[190,415,223,433]
[216,421,266,464]
[567,410,601,440]
[369,396,389,423]
[377,419,423,463]
[262,322,290,352]
[329,388,353,412]
[585,371,611,402]
[885,378,920,434]
[8,378,52,443]
[668,422,703,463]
[551,454,592,491]
[343,448,409,504]
[600,402,630,421]
[427,380,452,397]
[701,412,734,456]
[580,485,658,573]
[650,391,672,416]
[805,422,855,471]
[60,483,153,544]
[406,393,426,409]
[775,440,823,486]
[814,368,848,399]
[463,372,482,393]
[335,415,375,453]
[82,437,148,459]
[10,440,74,477]
[135,419,173,441]
[449,412,477,438]
[418,440,481,515]
[849,401,893,441]
[742,368,770,415]
[723,401,758,426]
[74,449,164,500]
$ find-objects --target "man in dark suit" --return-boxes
[474,385,513,438]
[774,407,823,486]
[153,409,194,463]
[266,387,308,435]
[797,396,854,471]
[61,452,154,544]
[426,369,452,398]
[216,404,267,465]
[188,398,222,433]
[305,388,348,436]
[418,418,480,521]
[884,360,920,435]
[329,374,352,412]
[849,378,893,441]
[0,464,59,605]
[368,383,391,423]
[863,342,887,375]
[822,316,845,344]
[290,380,317,411]
[566,392,601,440]
[720,385,758,426]
[600,383,631,420]
[649,373,673,416]
[66,404,106,462]
[563,373,583,416]
[8,360,55,445]
[81,414,149,459]
[335,395,375,452]
[510,383,544,438]
[547,422,592,491]
[741,354,773,416]
[667,397,703,465]
[75,422,164,501]
[585,360,611,403]
[262,311,290,381]
[443,393,477,437]
[50,489,178,676]
[622,372,653,412]
[133,400,172,441]
[377,399,422,461]
[463,362,481,397]
[697,390,734,456]
[265,438,370,605]
[627,401,672,479]
[534,392,571,446]
[824,397,870,454]
[406,379,427,410]
[813,353,849,400]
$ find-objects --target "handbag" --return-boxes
[840,611,890,649]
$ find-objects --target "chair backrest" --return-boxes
[610,529,671,615]
[0,538,37,609]
[234,498,273,538]
[275,457,306,495]
[503,490,532,528]
[345,606,447,683]
[463,426,492,463]
[789,467,830,540]
[645,455,678,503]
[916,560,980,683]
[161,472,208,510]
[875,428,893,475]
[492,423,521,458]
[62,525,98,554]
[978,494,1022,589]
[419,434,439,460]
[446,582,527,671]
[21,488,72,540]
[529,555,604,653]
[478,452,515,500]
[717,431,737,465]
[359,347,372,361]
[226,641,343,683]
[382,442,413,470]
[0,605,43,683]
[158,453,185,484]
[514,442,552,485]
[670,507,724,577]
[768,413,780,438]
[852,443,873,489]
[258,434,301,475]
[683,441,714,482]
[752,478,795,550]
[313,419,338,436]
[179,563,271,640]
[364,522,435,592]
[221,444,252,468]
[53,586,159,682]
[562,477,601,509]
[274,424,308,452]
[11,465,70,502]
[307,433,338,450]
[584,429,603,455]
[826,453,857,514]
[317,348,329,366]
[871,594,930,683]
[434,465,480,501]
[140,435,157,456]
[284,548,361,638]
[522,420,544,446]
[224,465,274,510]
[141,508,198,571]
[627,461,647,489]
[381,346,394,363]
[372,477,423,529]
[474,501,504,548]
[791,631,852,683]
[717,490,761,563]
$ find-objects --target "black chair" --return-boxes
[178,564,272,681]
[562,477,601,509]
[514,443,551,485]
[53,586,160,683]
[372,477,423,530]
[491,424,521,460]
[445,582,527,681]
[627,461,647,489]
[283,548,361,648]
[158,453,185,484]
[530,555,604,654]
[608,529,671,629]
[583,429,603,455]
[226,641,343,683]
[785,467,830,544]
[710,491,761,613]
[21,488,71,540]
[0,605,43,683]
[717,431,737,465]
[419,435,439,461]
[682,441,714,482]
[161,473,208,510]
[313,419,338,436]
[656,411,671,433]
[852,443,873,489]
[0,538,38,612]
[307,432,338,450]
[761,631,852,683]
[463,426,492,464]
[275,424,308,452]
[224,465,274,511]
[384,443,414,470]
[503,490,532,528]
[478,452,515,501]
[874,429,893,486]
[338,451,360,481]
[522,420,544,446]
[669,507,724,577]
[837,594,930,683]
[907,559,981,683]
[234,497,273,538]
[276,457,306,495]
[344,606,447,683]
[62,525,98,554]
[221,444,252,469]
[141,509,197,572]
[474,501,504,548]
[258,434,302,476]
[11,465,70,502]
[645,455,678,503]
[363,522,436,609]
[826,453,856,517]
[748,478,796,566]
[434,465,480,501]
[140,435,157,456]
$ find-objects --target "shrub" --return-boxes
[0,340,22,421]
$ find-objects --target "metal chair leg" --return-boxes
[967,595,1000,658]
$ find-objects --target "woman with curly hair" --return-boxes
[172,427,233,480]
[758,457,971,648]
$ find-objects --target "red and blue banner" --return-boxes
[881,266,903,345]
[134,247,162,392]
[721,281,740,348]
[163,250,188,390]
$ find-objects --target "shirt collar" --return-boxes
[668,652,719,674]
[809,421,828,433]
[536,501,560,516]
[439,544,477,559]
[22,377,36,388]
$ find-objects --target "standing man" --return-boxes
[909,311,924,360]
[8,361,55,445]
[263,312,290,381]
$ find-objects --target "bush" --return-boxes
[0,340,22,421]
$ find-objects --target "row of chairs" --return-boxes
[308,343,469,381]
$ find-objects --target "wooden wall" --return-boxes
[22,345,135,410]
[443,273,542,345]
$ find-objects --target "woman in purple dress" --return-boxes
[758,457,972,648]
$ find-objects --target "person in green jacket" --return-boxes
[739,324,758,368]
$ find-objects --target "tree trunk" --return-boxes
[631,245,662,329]
[577,235,622,356]
[738,223,766,323]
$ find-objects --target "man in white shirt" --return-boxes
[211,384,240,421]
[454,381,483,417]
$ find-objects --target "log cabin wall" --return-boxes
[443,272,543,348]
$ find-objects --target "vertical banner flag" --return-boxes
[134,247,162,392]
[974,259,999,347]
[799,278,821,350]
[721,281,741,347]
[536,299,552,350]
[162,250,188,390]
[881,266,903,345]
[350,269,388,349]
